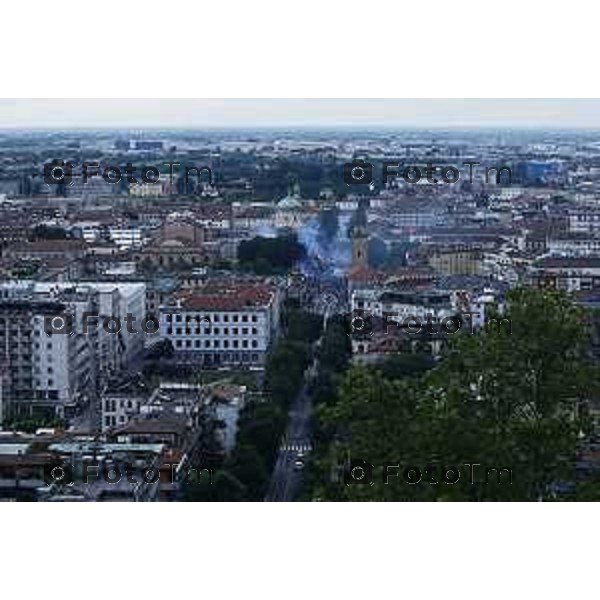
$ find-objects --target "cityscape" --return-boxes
[1,110,599,501]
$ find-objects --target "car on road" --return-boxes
[293,459,305,471]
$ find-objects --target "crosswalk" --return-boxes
[279,440,313,454]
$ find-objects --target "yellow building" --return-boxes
[428,247,482,276]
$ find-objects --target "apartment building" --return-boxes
[33,281,146,367]
[428,246,483,276]
[102,392,143,431]
[568,211,600,235]
[528,257,600,292]
[547,236,600,256]
[351,287,454,323]
[0,286,95,419]
[0,280,146,420]
[160,280,281,367]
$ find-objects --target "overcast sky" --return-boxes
[2,99,600,129]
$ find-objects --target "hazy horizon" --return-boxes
[3,99,600,129]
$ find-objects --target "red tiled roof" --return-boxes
[177,282,276,311]
[346,267,387,283]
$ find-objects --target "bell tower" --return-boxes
[351,198,369,268]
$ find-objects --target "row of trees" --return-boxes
[2,414,65,433]
[183,308,320,501]
[309,287,599,501]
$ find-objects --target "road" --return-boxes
[264,356,317,502]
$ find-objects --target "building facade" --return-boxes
[159,281,281,367]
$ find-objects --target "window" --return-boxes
[242,340,248,348]
[251,315,257,323]
[213,314,220,322]
[233,340,239,348]
[252,340,258,348]
[252,328,258,335]
[224,315,229,322]
[242,315,248,322]
[242,328,248,335]
[233,314,239,322]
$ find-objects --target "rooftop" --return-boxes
[535,257,600,269]
[176,281,276,311]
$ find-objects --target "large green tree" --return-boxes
[312,287,597,501]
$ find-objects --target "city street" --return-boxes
[264,354,317,502]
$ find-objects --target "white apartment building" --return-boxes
[33,281,146,366]
[569,211,600,235]
[351,288,454,323]
[72,222,143,249]
[547,237,600,256]
[160,281,281,367]
[102,393,142,431]
[0,286,96,419]
[0,280,146,419]
[31,298,96,416]
[196,216,231,230]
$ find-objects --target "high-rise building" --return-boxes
[0,286,96,419]
[0,281,146,421]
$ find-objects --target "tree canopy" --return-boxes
[311,287,597,501]
[238,234,306,274]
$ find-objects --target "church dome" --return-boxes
[277,196,302,210]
